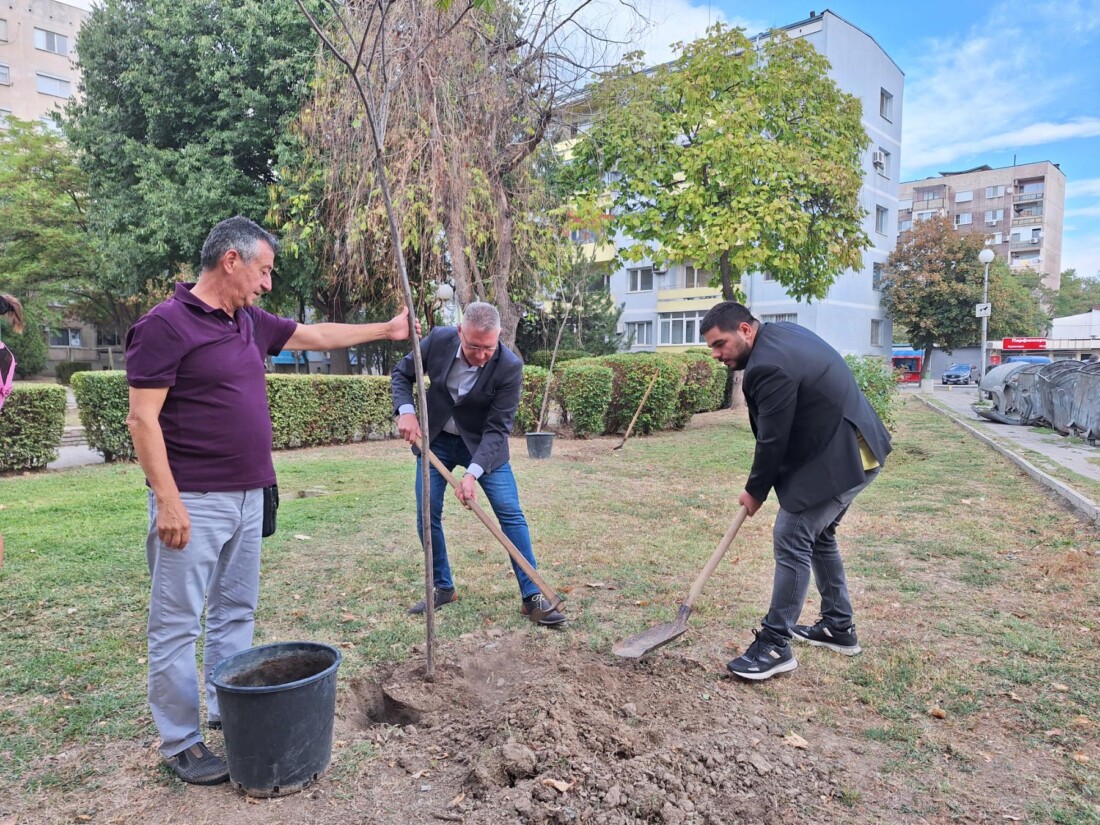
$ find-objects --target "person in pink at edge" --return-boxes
[125,216,418,785]
[0,292,25,569]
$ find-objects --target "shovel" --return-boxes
[416,439,565,612]
[613,505,749,658]
[613,370,660,451]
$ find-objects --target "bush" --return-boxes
[666,352,722,427]
[71,371,134,461]
[515,366,550,434]
[268,374,395,449]
[845,354,899,430]
[0,384,67,471]
[599,354,682,436]
[1,315,47,378]
[682,348,729,412]
[55,361,93,385]
[526,349,589,369]
[558,362,613,437]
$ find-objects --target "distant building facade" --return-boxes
[898,161,1065,291]
[564,11,902,357]
[0,0,89,129]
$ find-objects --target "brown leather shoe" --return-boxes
[407,588,458,615]
[521,595,567,628]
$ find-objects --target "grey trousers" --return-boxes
[761,469,879,642]
[146,488,263,757]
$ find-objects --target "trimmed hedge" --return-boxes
[71,371,134,461]
[559,362,613,437]
[845,354,899,430]
[526,349,589,369]
[0,384,67,471]
[268,374,395,449]
[599,354,682,435]
[55,361,94,385]
[515,366,550,435]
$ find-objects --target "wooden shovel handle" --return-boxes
[416,440,564,611]
[683,506,749,611]
[614,370,660,450]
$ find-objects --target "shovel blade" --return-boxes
[612,606,691,659]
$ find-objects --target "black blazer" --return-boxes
[743,322,892,512]
[391,327,523,474]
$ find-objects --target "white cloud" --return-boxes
[1068,178,1100,199]
[906,119,1100,171]
[1065,205,1100,219]
[1062,229,1100,278]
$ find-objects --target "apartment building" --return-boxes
[898,161,1065,291]
[600,10,903,357]
[0,0,89,129]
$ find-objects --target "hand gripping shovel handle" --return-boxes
[683,504,749,612]
[416,439,564,611]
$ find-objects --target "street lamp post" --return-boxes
[978,248,995,381]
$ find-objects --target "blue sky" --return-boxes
[614,0,1100,279]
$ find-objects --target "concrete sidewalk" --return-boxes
[910,383,1100,523]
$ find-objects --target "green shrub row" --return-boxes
[71,371,134,461]
[0,384,67,472]
[514,366,550,435]
[558,363,614,437]
[266,375,395,448]
[845,354,899,429]
[55,361,94,385]
[525,349,589,369]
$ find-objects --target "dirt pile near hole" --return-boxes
[346,631,847,824]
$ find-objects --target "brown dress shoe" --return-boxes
[407,588,458,615]
[521,595,567,628]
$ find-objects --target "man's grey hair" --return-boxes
[463,302,501,332]
[200,216,279,270]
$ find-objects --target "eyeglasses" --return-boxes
[460,331,499,354]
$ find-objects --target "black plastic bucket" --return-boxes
[525,431,555,459]
[211,641,342,797]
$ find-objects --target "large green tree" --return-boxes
[1049,269,1100,318]
[882,216,1047,373]
[570,23,869,302]
[65,0,324,299]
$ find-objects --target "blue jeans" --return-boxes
[414,432,539,599]
[761,469,879,643]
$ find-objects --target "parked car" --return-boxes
[1003,355,1052,365]
[941,363,976,384]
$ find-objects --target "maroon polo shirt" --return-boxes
[125,283,297,492]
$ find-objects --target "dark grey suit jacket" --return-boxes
[391,327,523,474]
[743,322,892,512]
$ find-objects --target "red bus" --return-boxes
[891,348,923,384]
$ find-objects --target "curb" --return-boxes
[916,394,1100,524]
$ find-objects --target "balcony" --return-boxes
[656,286,723,313]
[1013,192,1043,203]
[1011,239,1042,251]
[1011,215,1043,227]
[912,197,946,210]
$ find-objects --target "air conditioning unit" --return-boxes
[653,265,668,275]
[1031,238,1040,244]
[872,150,886,168]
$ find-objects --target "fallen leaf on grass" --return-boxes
[412,769,431,779]
[246,797,261,805]
[1071,752,1090,764]
[341,613,357,623]
[1007,691,1024,703]
[585,582,606,588]
[294,534,312,541]
[1071,715,1094,728]
[448,791,466,808]
[540,778,575,793]
[927,706,947,719]
[1051,682,1069,692]
[784,732,809,749]
[633,600,649,607]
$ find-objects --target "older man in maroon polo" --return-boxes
[126,216,416,785]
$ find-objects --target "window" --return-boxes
[873,148,890,177]
[898,198,912,211]
[985,209,1004,224]
[625,321,652,346]
[48,328,83,347]
[0,64,8,85]
[34,28,69,56]
[684,265,708,289]
[763,271,776,281]
[628,267,653,292]
[898,219,912,232]
[985,185,1005,198]
[0,108,11,129]
[871,319,882,347]
[915,210,936,223]
[955,212,972,227]
[658,311,707,345]
[36,72,71,98]
[1016,179,1044,196]
[761,313,798,324]
[872,263,884,291]
[879,88,893,121]
[990,232,1003,245]
[875,206,888,235]
[955,190,973,203]
[1014,202,1043,219]
[569,228,595,244]
[0,19,7,42]
[38,115,61,134]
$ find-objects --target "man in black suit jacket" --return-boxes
[701,302,891,681]
[391,302,566,627]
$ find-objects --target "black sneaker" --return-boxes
[407,587,458,615]
[792,619,862,656]
[726,630,798,681]
[164,741,229,785]
[521,594,567,628]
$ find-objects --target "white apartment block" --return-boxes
[0,0,89,130]
[607,10,903,357]
[898,161,1065,291]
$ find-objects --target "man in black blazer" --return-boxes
[701,302,891,680]
[391,302,566,627]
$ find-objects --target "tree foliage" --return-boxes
[1049,269,1100,318]
[882,216,1047,370]
[65,0,324,296]
[570,23,870,302]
